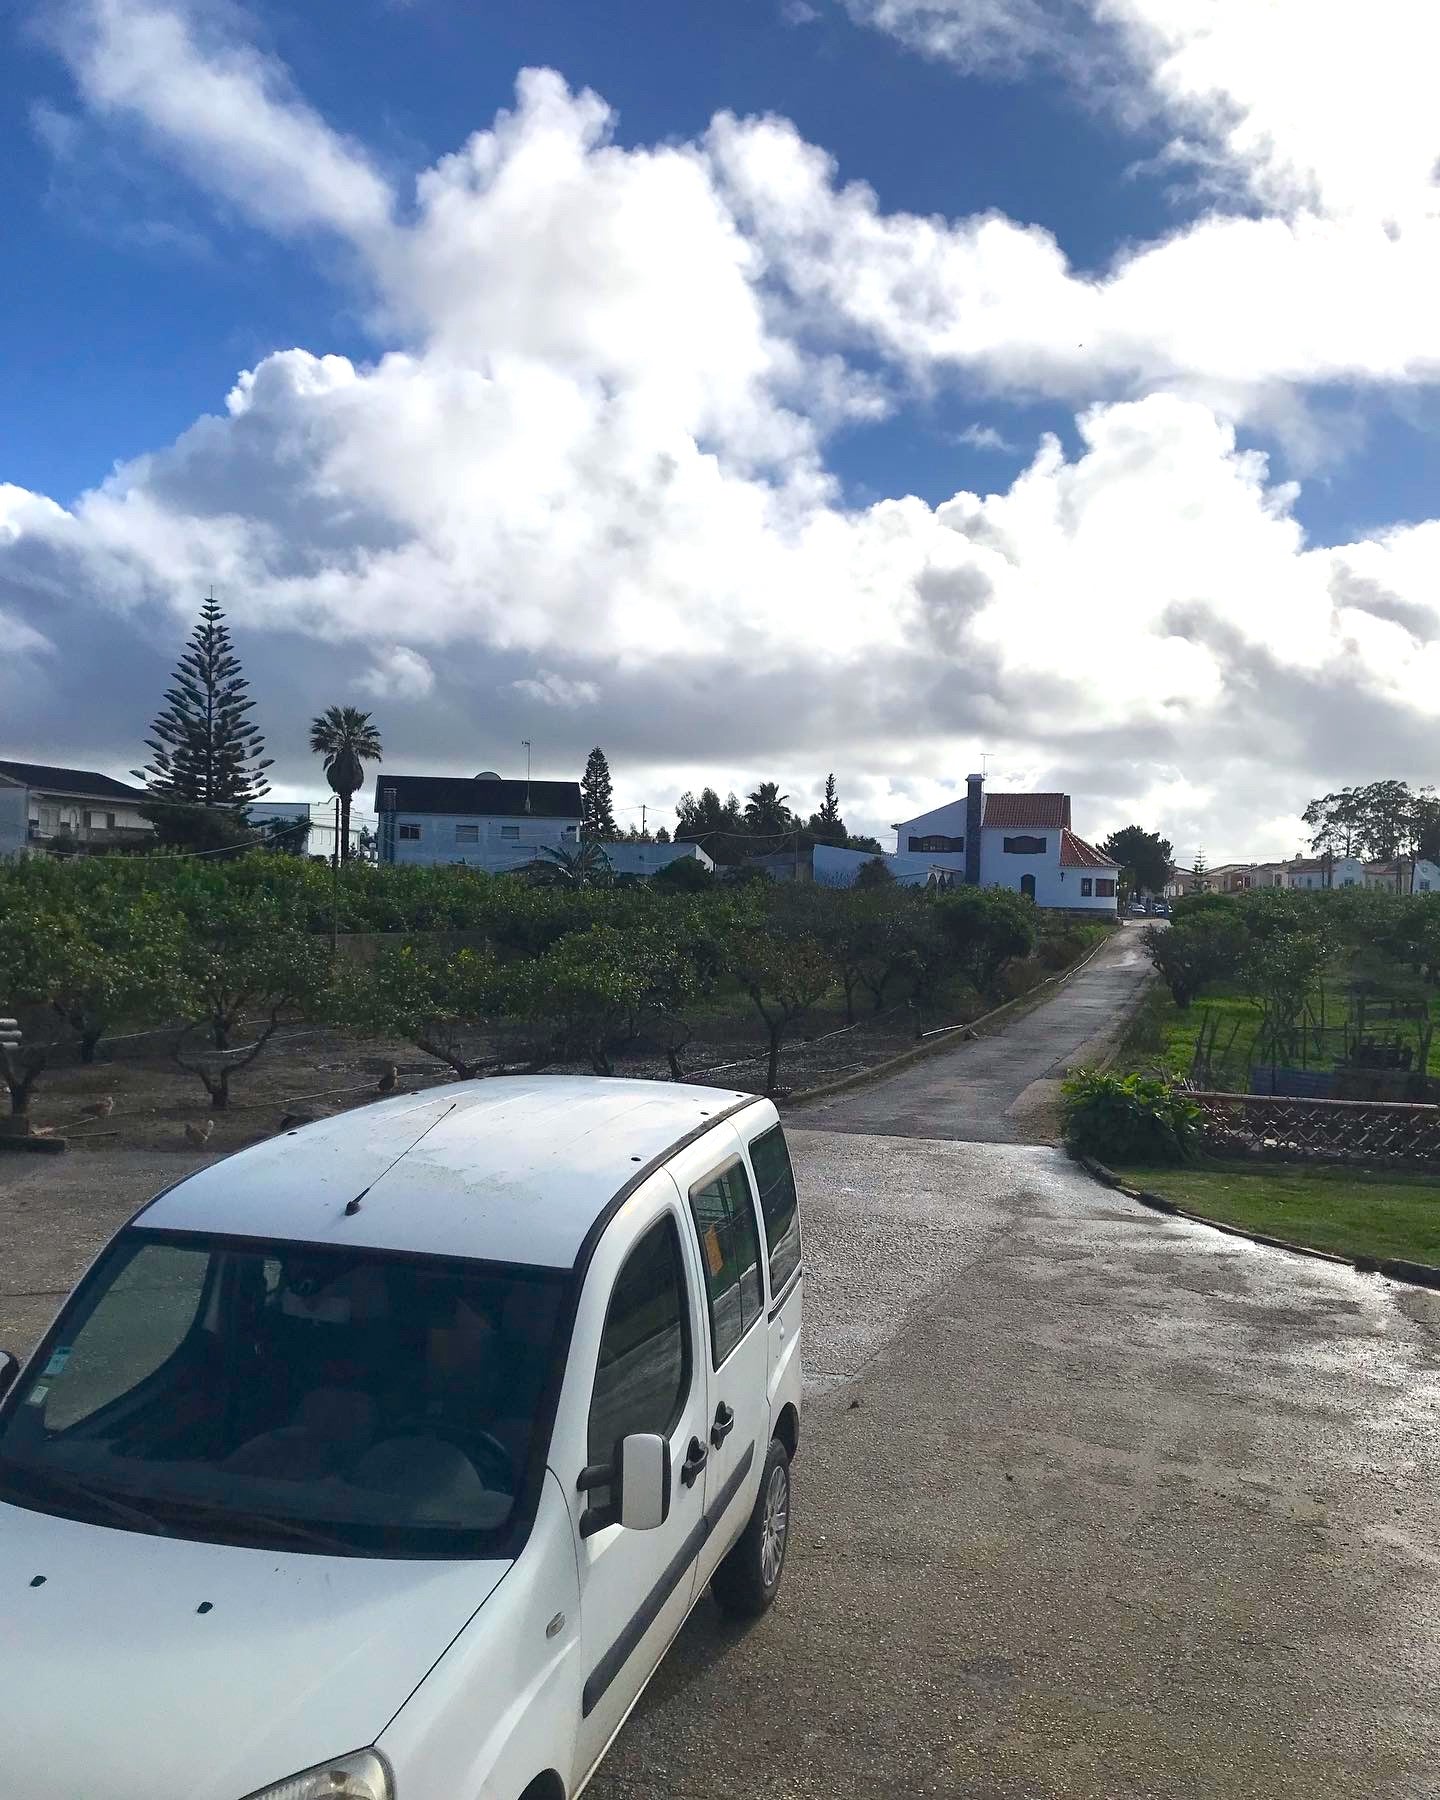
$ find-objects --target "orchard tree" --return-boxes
[726,929,831,1094]
[134,595,272,817]
[331,941,504,1080]
[173,897,327,1109]
[581,747,618,841]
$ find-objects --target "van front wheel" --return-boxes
[710,1437,791,1618]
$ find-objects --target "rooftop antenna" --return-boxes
[521,739,532,813]
[980,751,992,778]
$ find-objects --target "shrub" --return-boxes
[1061,1067,1199,1164]
[1145,911,1247,1007]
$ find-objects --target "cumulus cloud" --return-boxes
[4,0,1440,860]
[955,424,1017,453]
[512,671,602,709]
[359,646,436,701]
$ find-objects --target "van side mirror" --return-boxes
[0,1351,19,1403]
[617,1433,671,1531]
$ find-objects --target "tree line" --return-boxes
[0,854,1060,1117]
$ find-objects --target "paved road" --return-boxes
[798,922,1155,1142]
[594,1132,1440,1800]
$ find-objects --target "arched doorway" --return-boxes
[1020,873,1036,899]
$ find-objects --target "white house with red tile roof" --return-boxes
[891,775,1119,912]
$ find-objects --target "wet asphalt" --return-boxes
[797,922,1157,1143]
[4,943,1440,1796]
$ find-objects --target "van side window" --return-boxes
[587,1216,691,1506]
[688,1162,764,1367]
[749,1125,801,1296]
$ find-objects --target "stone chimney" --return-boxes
[964,772,983,886]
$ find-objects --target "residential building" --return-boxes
[1201,861,1290,893]
[374,771,582,872]
[886,775,1120,912]
[0,760,154,859]
[600,841,713,878]
[1284,856,1366,890]
[1363,858,1440,894]
[249,800,364,862]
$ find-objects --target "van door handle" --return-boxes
[680,1437,708,1488]
[710,1402,735,1449]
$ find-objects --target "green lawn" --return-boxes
[1116,1159,1440,1266]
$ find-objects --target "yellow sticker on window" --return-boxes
[704,1224,724,1278]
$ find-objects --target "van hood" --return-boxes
[0,1500,509,1800]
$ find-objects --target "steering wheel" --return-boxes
[384,1417,516,1494]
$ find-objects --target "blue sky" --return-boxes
[3,0,1440,857]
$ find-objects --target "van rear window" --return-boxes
[749,1125,801,1297]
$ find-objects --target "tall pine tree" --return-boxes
[580,746,618,841]
[134,596,272,810]
[807,772,847,847]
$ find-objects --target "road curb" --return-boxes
[1069,1149,1440,1291]
[786,928,1125,1110]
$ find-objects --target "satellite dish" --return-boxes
[475,771,501,781]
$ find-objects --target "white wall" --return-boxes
[892,796,968,863]
[0,785,28,859]
[602,841,712,876]
[387,811,579,871]
[977,830,1118,911]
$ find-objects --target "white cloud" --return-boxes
[6,4,1440,861]
[848,0,1440,226]
[955,424,1017,452]
[359,646,436,700]
[512,671,601,709]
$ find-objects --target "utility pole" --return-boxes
[331,793,341,956]
[521,739,532,814]
[641,803,647,839]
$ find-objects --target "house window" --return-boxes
[1002,835,1047,855]
[398,823,421,841]
[84,810,115,831]
[1095,879,1116,898]
[501,825,521,841]
[564,825,578,839]
[908,834,963,853]
[1422,879,1432,892]
[454,823,479,844]
[1081,877,1093,897]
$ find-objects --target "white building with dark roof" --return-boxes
[889,774,1120,912]
[0,760,154,859]
[374,771,582,873]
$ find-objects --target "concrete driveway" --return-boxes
[798,922,1155,1143]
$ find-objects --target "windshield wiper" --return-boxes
[22,1470,167,1536]
[167,1501,358,1555]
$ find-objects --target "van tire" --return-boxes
[710,1436,790,1618]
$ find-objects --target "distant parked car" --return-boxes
[1151,900,1170,917]
[1128,898,1146,915]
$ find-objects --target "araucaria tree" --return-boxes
[581,747,618,841]
[310,705,383,864]
[134,595,272,812]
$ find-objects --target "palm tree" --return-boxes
[525,841,614,888]
[744,781,793,837]
[309,705,383,865]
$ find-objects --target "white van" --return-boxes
[0,1077,803,1800]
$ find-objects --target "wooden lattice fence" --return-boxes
[1192,1090,1440,1171]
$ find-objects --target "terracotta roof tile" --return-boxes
[1059,829,1116,869]
[982,792,1071,830]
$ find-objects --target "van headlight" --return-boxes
[244,1749,392,1799]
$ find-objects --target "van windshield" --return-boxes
[0,1229,566,1558]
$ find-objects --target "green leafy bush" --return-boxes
[1061,1067,1199,1164]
